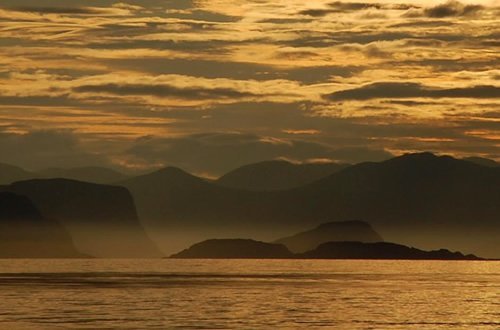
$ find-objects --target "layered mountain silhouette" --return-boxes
[0,192,84,258]
[122,153,500,258]
[301,241,481,260]
[0,163,128,185]
[171,239,293,259]
[0,163,33,185]
[37,166,128,184]
[216,160,349,191]
[275,221,383,253]
[2,179,162,258]
[170,238,480,260]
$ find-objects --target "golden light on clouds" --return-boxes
[0,0,498,173]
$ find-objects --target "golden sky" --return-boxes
[0,0,498,175]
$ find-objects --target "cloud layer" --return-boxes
[0,0,498,173]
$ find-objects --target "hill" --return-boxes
[0,192,85,258]
[170,239,293,259]
[216,160,348,191]
[3,179,162,258]
[275,221,383,253]
[38,166,128,184]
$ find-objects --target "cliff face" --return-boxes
[275,221,384,253]
[4,179,162,258]
[171,239,293,259]
[0,192,85,258]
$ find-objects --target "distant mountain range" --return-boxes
[0,153,499,258]
[120,153,499,257]
[37,167,128,184]
[216,160,349,191]
[0,163,128,185]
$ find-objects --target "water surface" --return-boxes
[0,259,498,329]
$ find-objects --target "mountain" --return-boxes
[216,160,348,191]
[37,166,128,184]
[120,167,262,253]
[289,152,500,257]
[3,179,162,258]
[463,157,499,168]
[120,153,500,258]
[0,192,85,258]
[275,221,383,253]
[1,163,129,185]
[170,239,293,259]
[301,241,481,260]
[0,163,33,185]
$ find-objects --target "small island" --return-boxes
[170,239,293,259]
[301,241,481,260]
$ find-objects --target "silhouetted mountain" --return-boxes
[0,192,85,258]
[170,239,293,259]
[1,163,129,185]
[3,179,162,258]
[0,163,33,185]
[37,166,128,184]
[463,157,499,168]
[301,241,481,260]
[275,221,383,253]
[120,153,500,258]
[217,160,348,191]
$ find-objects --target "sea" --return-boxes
[0,259,498,329]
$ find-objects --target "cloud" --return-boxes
[0,130,110,170]
[325,82,500,101]
[424,1,484,18]
[73,83,257,100]
[7,6,104,14]
[5,5,136,16]
[328,147,394,163]
[101,58,362,84]
[123,132,393,176]
[299,2,418,16]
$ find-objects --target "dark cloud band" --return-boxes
[325,82,500,101]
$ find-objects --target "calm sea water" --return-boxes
[0,259,498,329]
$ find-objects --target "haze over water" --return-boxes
[0,259,498,329]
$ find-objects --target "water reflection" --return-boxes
[0,259,498,329]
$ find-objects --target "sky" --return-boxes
[0,0,498,176]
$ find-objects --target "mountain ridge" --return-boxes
[122,152,499,258]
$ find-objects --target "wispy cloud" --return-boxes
[0,0,497,170]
